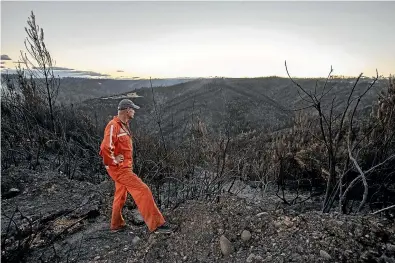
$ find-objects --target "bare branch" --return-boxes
[347,141,369,212]
[285,60,315,103]
[319,65,334,100]
[372,204,395,215]
[342,154,395,203]
[291,104,316,112]
[334,73,363,152]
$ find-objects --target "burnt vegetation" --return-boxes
[1,11,394,262]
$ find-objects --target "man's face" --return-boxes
[127,108,135,119]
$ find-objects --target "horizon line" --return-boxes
[1,70,390,81]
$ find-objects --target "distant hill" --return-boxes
[56,77,193,104]
[78,76,388,138]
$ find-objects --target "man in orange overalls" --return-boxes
[99,99,172,234]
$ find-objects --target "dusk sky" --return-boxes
[1,1,394,79]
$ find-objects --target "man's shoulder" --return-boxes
[106,117,121,128]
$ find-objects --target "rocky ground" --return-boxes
[1,167,395,263]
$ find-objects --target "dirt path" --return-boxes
[2,167,395,263]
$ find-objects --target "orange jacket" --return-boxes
[99,116,133,168]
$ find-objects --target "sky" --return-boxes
[1,1,394,79]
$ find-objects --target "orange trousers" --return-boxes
[106,166,165,232]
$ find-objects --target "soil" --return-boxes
[1,166,395,263]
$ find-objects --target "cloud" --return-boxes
[116,70,124,72]
[71,70,110,77]
[1,55,12,60]
[1,65,111,79]
[33,66,74,71]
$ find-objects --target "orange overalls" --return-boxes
[99,116,165,231]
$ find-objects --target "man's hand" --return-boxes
[115,154,124,163]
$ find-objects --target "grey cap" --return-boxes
[118,99,140,110]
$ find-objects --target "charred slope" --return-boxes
[78,77,386,137]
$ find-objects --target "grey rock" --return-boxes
[131,209,144,225]
[292,253,302,261]
[297,246,304,253]
[265,255,273,261]
[387,244,395,253]
[246,253,263,262]
[274,221,282,228]
[220,235,233,256]
[379,255,395,263]
[361,250,380,262]
[132,236,141,245]
[247,253,256,263]
[3,188,21,198]
[241,230,252,242]
[275,209,283,215]
[320,250,331,260]
[256,212,268,217]
[283,219,294,228]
